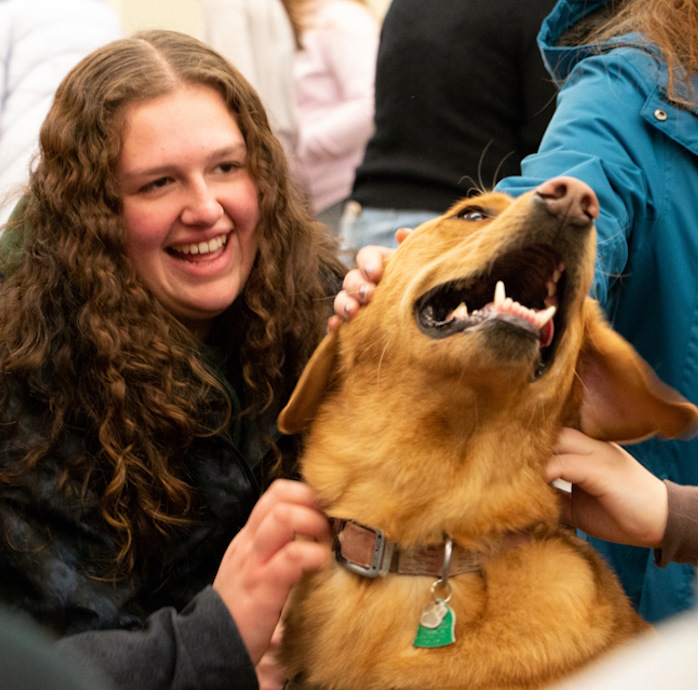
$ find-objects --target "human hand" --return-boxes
[546,428,668,549]
[213,480,330,665]
[328,229,412,332]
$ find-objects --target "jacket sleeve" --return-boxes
[55,586,259,690]
[495,48,655,310]
[654,481,698,568]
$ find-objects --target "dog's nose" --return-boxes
[535,177,600,226]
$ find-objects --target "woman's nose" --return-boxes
[180,180,224,226]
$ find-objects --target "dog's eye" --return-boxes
[456,207,490,222]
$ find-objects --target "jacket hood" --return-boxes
[539,0,698,110]
[539,0,629,84]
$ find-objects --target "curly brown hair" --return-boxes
[0,30,344,576]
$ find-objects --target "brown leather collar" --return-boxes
[330,518,484,579]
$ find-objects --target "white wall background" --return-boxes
[104,0,390,38]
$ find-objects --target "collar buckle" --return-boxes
[334,519,394,578]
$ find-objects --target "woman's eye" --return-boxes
[141,177,171,193]
[216,161,242,174]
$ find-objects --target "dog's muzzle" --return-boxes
[414,243,570,378]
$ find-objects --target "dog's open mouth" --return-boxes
[414,244,568,378]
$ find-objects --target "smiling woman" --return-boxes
[0,29,344,690]
[117,83,261,337]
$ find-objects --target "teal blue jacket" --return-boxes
[497,0,698,623]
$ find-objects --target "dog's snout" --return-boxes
[535,177,599,226]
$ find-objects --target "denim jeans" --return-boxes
[338,203,439,265]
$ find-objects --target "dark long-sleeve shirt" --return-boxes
[351,0,557,213]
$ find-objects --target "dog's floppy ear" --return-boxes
[277,328,341,435]
[576,299,698,443]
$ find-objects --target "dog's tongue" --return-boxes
[540,319,554,348]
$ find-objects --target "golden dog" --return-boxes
[277,178,698,690]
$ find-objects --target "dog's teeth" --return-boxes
[494,281,506,306]
[536,305,557,327]
[452,302,469,319]
[445,302,468,322]
[546,262,566,298]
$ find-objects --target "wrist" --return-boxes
[650,479,669,549]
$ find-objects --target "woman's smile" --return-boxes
[117,83,261,336]
[168,231,230,259]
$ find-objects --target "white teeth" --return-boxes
[546,262,566,298]
[171,234,227,256]
[453,302,469,319]
[442,271,559,331]
[489,277,557,331]
[446,302,469,322]
[535,305,557,327]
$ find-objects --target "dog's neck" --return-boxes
[300,355,566,547]
[303,405,561,548]
[330,517,540,581]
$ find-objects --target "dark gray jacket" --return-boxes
[0,368,284,689]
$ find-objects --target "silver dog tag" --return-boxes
[418,599,449,629]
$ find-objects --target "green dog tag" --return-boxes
[413,599,456,648]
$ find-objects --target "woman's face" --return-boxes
[116,83,260,337]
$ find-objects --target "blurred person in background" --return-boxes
[0,0,122,225]
[340,0,556,257]
[494,0,698,624]
[203,0,379,234]
[285,0,380,233]
[202,0,299,156]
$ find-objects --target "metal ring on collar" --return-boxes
[442,534,453,584]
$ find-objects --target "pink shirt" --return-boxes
[292,0,379,212]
